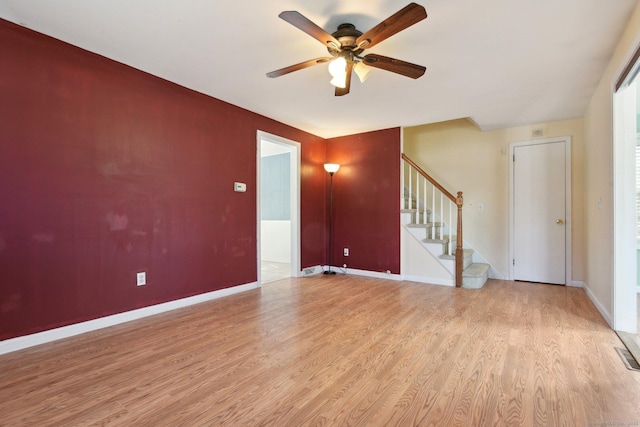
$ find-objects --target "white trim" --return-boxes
[402,275,454,287]
[337,266,454,285]
[0,282,258,355]
[569,280,585,288]
[330,266,403,281]
[508,136,572,285]
[257,131,301,286]
[315,264,455,286]
[583,282,613,326]
[612,81,639,333]
[613,29,640,92]
[300,265,324,276]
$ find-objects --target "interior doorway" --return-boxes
[256,131,301,285]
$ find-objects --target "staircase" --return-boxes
[402,154,489,289]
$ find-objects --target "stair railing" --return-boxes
[402,153,464,287]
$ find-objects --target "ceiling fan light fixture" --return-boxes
[354,62,371,83]
[328,56,347,88]
[330,75,347,88]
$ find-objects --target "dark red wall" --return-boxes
[0,19,326,340]
[326,128,401,274]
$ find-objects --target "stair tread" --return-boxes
[463,263,489,277]
[440,248,474,260]
[407,222,442,228]
[423,238,449,244]
[400,208,431,213]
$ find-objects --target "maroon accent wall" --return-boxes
[326,128,401,274]
[0,19,326,340]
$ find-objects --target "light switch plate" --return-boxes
[137,272,146,286]
[234,182,247,192]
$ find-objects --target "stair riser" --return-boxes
[462,263,490,289]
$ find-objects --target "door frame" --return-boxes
[612,78,638,333]
[256,131,301,286]
[508,136,572,285]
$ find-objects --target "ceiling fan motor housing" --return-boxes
[328,23,364,56]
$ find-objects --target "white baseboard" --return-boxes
[0,281,259,356]
[582,282,613,327]
[317,265,453,286]
[401,275,454,287]
[301,265,323,276]
[327,265,402,281]
[568,280,585,288]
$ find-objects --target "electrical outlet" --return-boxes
[136,272,146,286]
[343,248,349,256]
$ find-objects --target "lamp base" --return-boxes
[323,270,337,275]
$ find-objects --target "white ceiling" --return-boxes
[0,0,637,138]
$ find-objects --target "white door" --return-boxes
[512,140,568,284]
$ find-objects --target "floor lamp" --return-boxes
[324,163,340,275]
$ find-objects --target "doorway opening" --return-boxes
[256,131,301,285]
[613,65,640,335]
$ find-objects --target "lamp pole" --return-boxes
[323,163,340,275]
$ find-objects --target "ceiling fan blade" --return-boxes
[279,11,341,49]
[266,57,332,78]
[362,54,426,79]
[356,3,427,49]
[335,61,354,96]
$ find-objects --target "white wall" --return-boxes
[261,220,291,263]
[401,227,454,286]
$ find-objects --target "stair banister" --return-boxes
[402,153,464,287]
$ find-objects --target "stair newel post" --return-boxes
[455,191,464,287]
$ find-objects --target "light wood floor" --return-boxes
[1,276,639,426]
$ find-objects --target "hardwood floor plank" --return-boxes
[1,277,640,426]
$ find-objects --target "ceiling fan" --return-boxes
[266,3,428,96]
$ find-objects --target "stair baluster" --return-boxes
[431,181,436,240]
[407,164,412,209]
[423,175,427,225]
[402,153,465,287]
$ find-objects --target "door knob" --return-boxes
[556,219,564,225]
